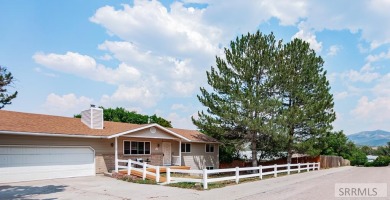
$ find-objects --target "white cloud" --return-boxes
[366,49,390,63]
[171,103,191,112]
[90,1,221,57]
[202,0,306,39]
[98,41,153,66]
[97,40,201,96]
[341,64,381,83]
[352,96,390,124]
[301,1,390,49]
[292,22,322,52]
[42,93,93,116]
[167,112,197,129]
[33,51,141,85]
[104,85,161,108]
[334,91,348,100]
[34,67,58,78]
[327,45,341,56]
[372,74,390,97]
[98,54,112,61]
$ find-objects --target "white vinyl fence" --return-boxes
[117,159,320,189]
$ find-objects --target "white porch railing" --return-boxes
[116,159,320,190]
[117,159,161,182]
[171,156,181,166]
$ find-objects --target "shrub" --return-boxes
[372,156,390,167]
[364,162,374,167]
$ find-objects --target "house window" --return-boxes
[181,143,191,153]
[206,166,214,170]
[205,144,215,153]
[124,141,151,155]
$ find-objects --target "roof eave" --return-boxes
[107,123,191,142]
[0,130,107,138]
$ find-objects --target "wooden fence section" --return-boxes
[319,155,350,169]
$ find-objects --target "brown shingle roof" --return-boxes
[0,110,218,143]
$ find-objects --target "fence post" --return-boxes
[203,168,208,189]
[318,162,321,170]
[127,159,132,175]
[235,167,239,184]
[307,163,309,172]
[259,165,263,180]
[156,166,160,183]
[312,162,315,171]
[298,163,301,173]
[287,163,290,175]
[274,164,277,178]
[142,162,147,180]
[166,167,171,184]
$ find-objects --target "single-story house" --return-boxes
[0,107,219,183]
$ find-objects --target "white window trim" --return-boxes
[123,140,151,155]
[205,144,215,153]
[181,143,191,153]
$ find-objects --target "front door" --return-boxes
[162,142,171,165]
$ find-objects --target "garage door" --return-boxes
[0,146,95,183]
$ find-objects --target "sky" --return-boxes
[1,0,390,135]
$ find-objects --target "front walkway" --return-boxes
[1,166,389,200]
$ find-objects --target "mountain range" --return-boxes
[347,130,390,147]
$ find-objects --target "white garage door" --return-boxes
[0,146,95,183]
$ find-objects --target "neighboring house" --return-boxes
[367,155,378,162]
[0,107,219,183]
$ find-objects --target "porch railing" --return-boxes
[117,159,161,182]
[172,156,181,166]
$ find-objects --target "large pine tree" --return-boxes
[276,39,336,163]
[193,31,282,167]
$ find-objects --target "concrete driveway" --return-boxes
[1,166,389,200]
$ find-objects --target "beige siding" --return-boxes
[181,143,219,170]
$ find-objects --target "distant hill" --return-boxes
[348,130,390,146]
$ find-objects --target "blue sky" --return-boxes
[2,0,390,135]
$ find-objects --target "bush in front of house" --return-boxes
[364,156,390,167]
[372,156,390,166]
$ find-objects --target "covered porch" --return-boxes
[110,125,191,172]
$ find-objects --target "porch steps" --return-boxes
[119,169,167,182]
[118,166,190,182]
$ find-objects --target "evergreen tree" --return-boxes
[276,39,336,163]
[0,66,18,109]
[193,31,282,167]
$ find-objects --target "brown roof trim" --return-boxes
[0,130,106,138]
